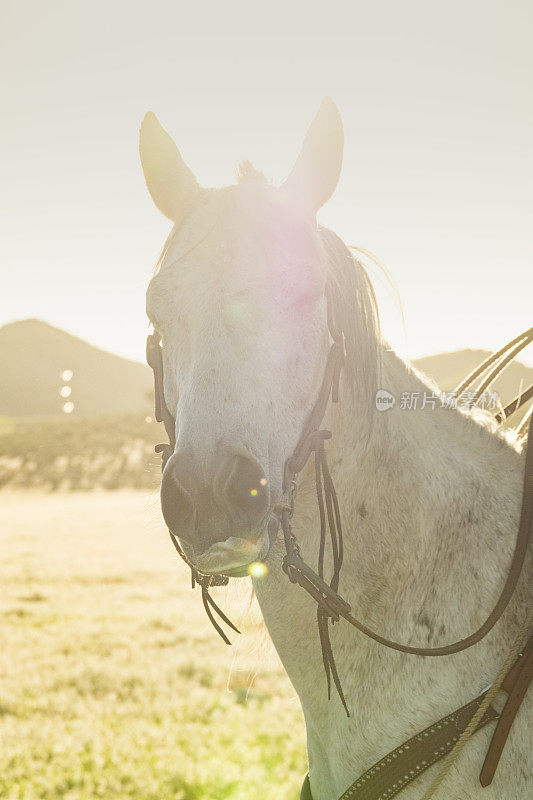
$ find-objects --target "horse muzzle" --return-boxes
[160,447,278,576]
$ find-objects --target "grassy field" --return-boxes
[0,415,162,492]
[0,491,306,800]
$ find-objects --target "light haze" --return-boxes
[1,1,531,364]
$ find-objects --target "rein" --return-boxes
[147,308,532,799]
[148,304,533,703]
[272,313,533,712]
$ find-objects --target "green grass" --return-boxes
[0,492,306,799]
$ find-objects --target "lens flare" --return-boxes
[61,369,73,382]
[247,561,267,578]
[250,488,258,496]
[60,385,72,398]
[62,401,74,414]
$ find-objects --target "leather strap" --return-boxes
[148,306,532,798]
[479,633,533,786]
[147,290,532,797]
[300,635,532,800]
[146,332,176,463]
[276,321,533,718]
[495,384,533,424]
[148,308,532,661]
[454,326,533,397]
[147,332,239,643]
[299,693,497,800]
[280,368,533,660]
[338,691,498,800]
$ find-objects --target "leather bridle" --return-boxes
[147,300,533,798]
[147,302,533,711]
[270,314,533,713]
[146,331,239,644]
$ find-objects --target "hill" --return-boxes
[0,318,530,420]
[414,348,533,411]
[0,322,531,491]
[0,319,152,417]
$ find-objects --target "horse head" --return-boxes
[141,99,346,577]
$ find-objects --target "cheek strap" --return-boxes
[147,330,238,644]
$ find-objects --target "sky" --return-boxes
[1,0,532,365]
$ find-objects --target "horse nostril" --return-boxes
[160,457,194,539]
[224,453,269,520]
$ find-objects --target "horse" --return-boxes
[139,99,532,800]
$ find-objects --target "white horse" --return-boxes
[139,100,531,800]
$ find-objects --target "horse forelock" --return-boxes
[149,187,382,427]
[236,160,266,184]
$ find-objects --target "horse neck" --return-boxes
[253,345,525,797]
[333,349,523,608]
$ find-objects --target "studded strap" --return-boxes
[337,692,498,800]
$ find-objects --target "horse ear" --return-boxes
[280,97,344,216]
[139,112,199,222]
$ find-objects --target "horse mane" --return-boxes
[320,226,381,420]
[318,233,524,450]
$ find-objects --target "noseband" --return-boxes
[148,303,533,714]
